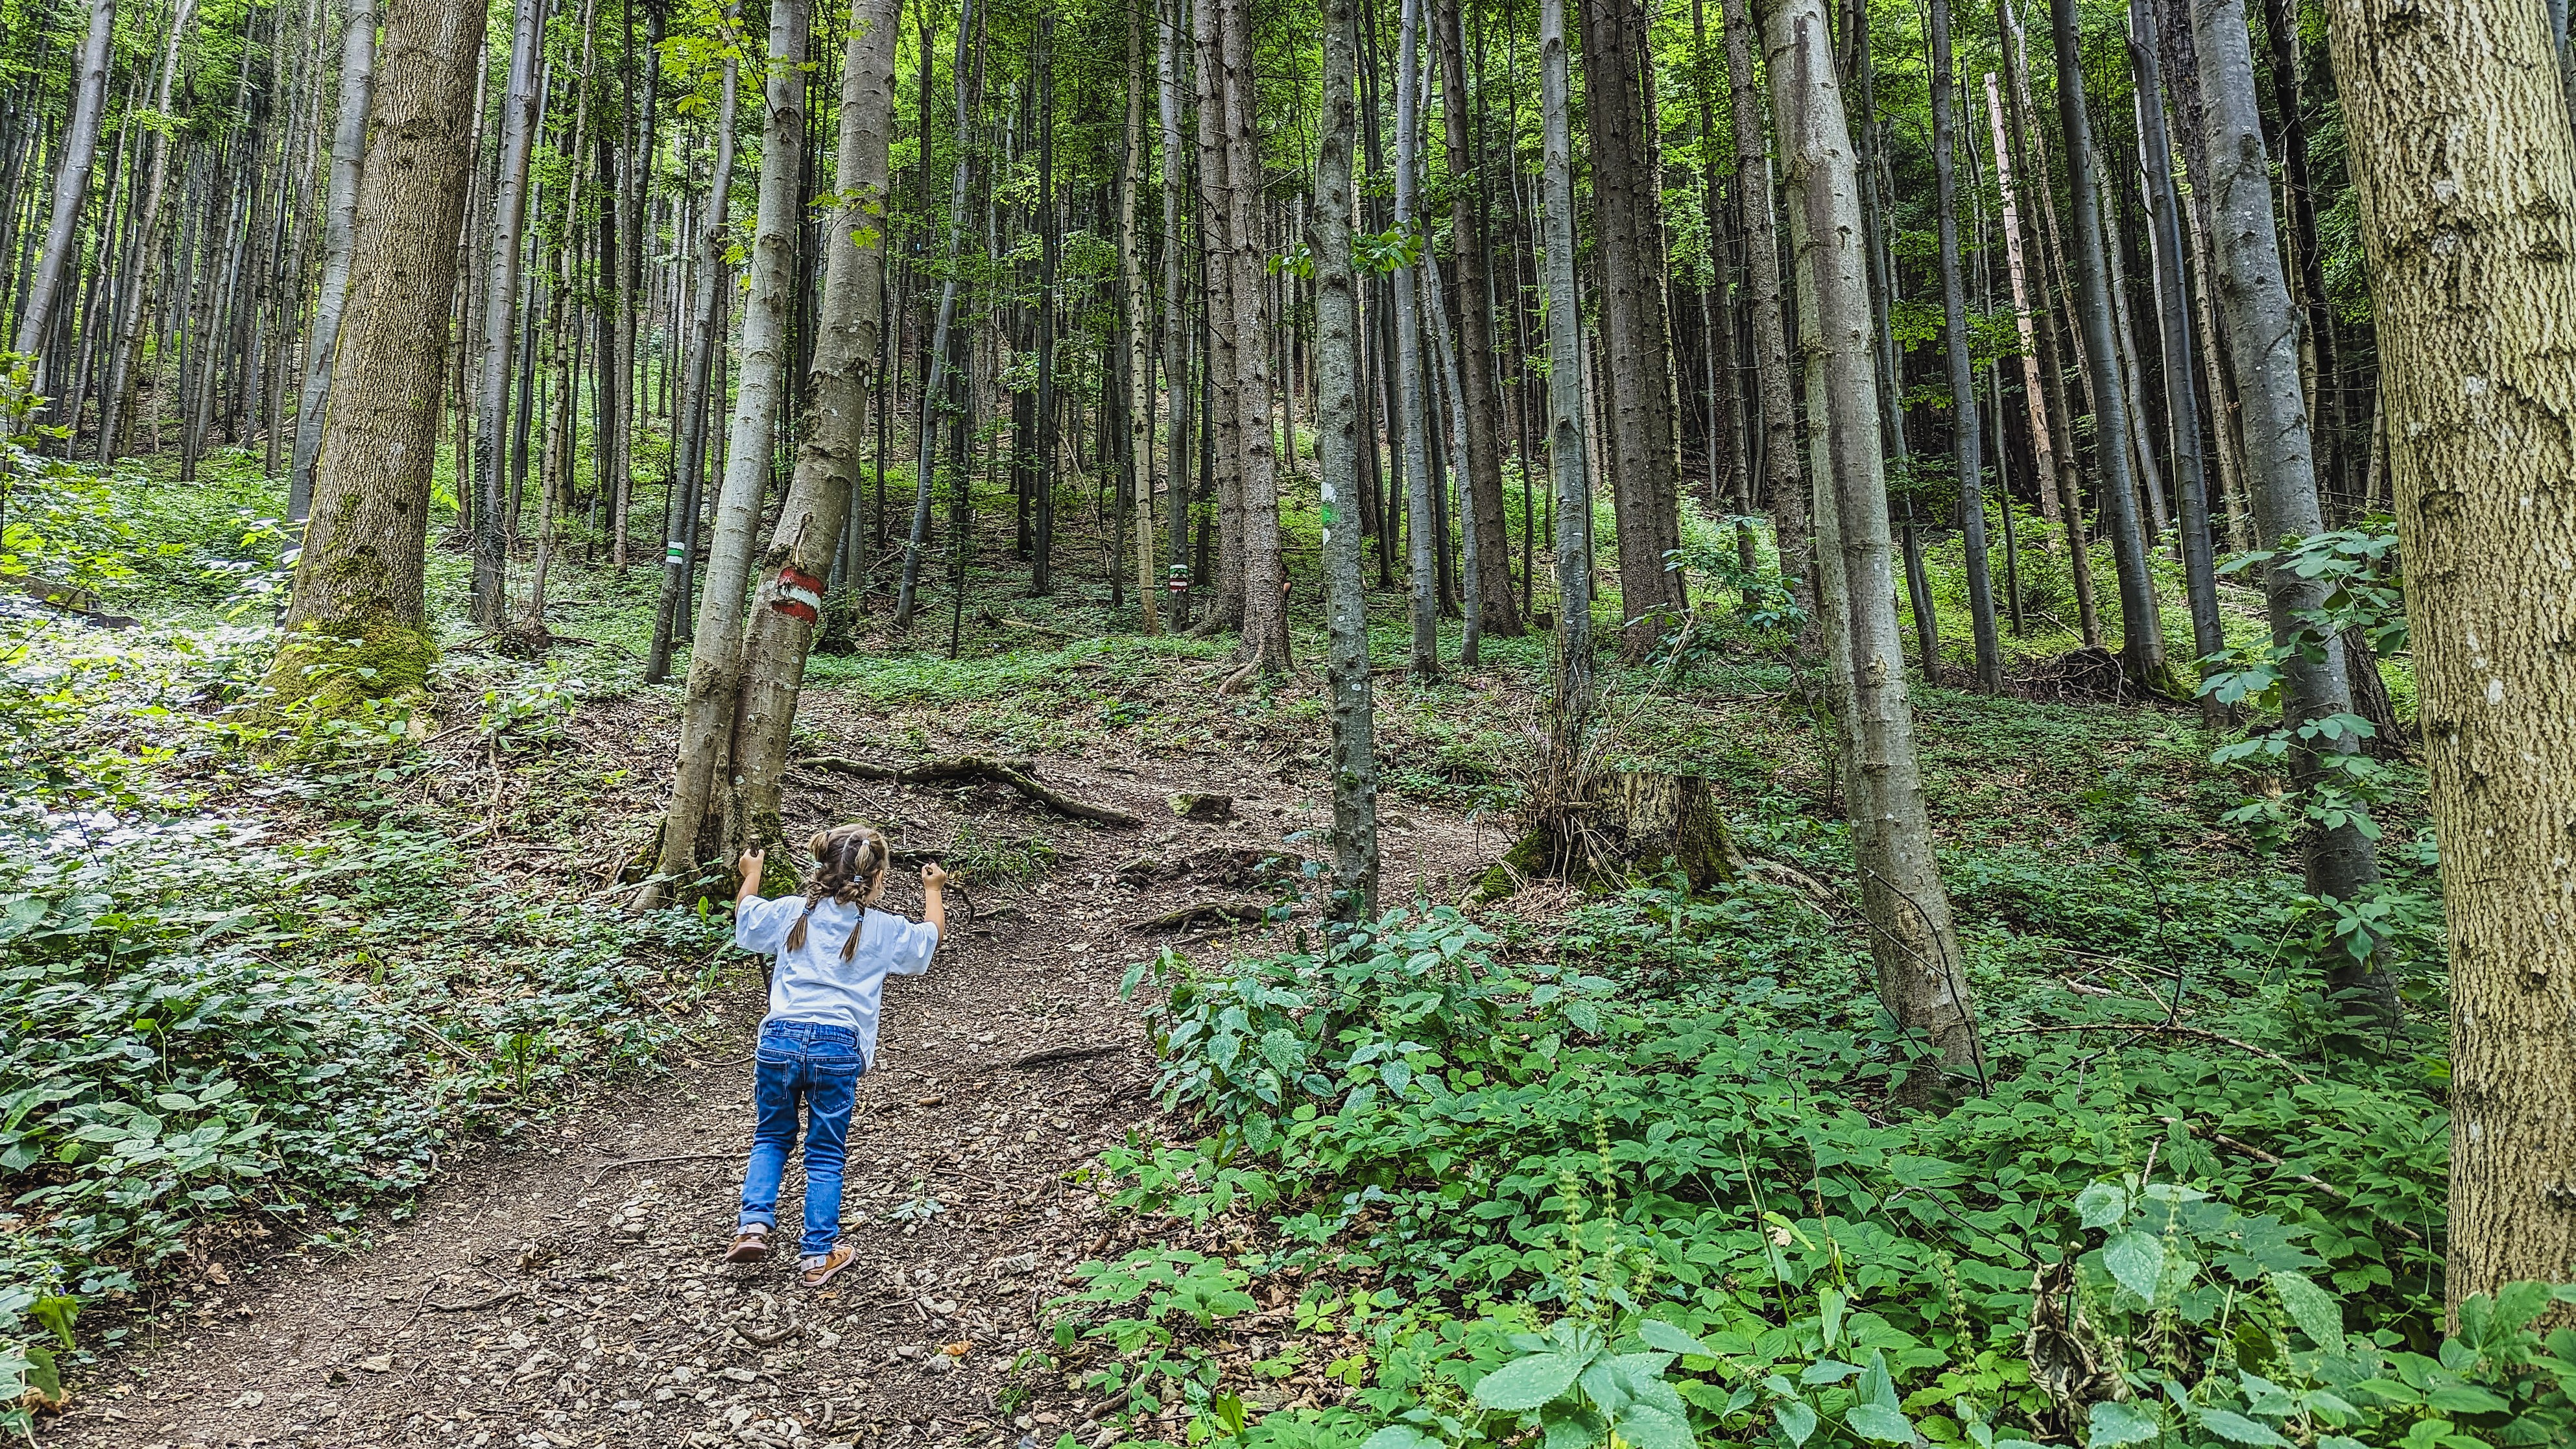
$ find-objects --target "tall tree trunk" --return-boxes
[1425,246,1482,665]
[100,0,199,466]
[1158,0,1192,625]
[724,0,897,858]
[2051,0,2169,688]
[1724,0,1811,634]
[1765,0,1983,1094]
[1394,0,1440,681]
[893,0,977,630]
[2132,0,2225,721]
[654,0,813,892]
[261,0,488,707]
[2193,0,2394,1020]
[1120,5,1158,633]
[285,0,372,518]
[1436,0,1519,635]
[1932,0,2001,693]
[1316,0,1379,916]
[12,0,115,375]
[1540,0,1593,713]
[1032,17,1058,595]
[1220,0,1287,677]
[471,0,545,625]
[647,33,739,684]
[2322,0,2576,1308]
[1189,0,1246,636]
[1581,0,1685,659]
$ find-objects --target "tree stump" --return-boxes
[1481,771,1741,898]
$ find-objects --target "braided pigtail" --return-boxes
[837,828,890,961]
[780,828,837,955]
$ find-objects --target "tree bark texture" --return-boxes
[2322,0,2576,1302]
[1315,0,1379,917]
[1540,0,1593,713]
[1932,0,2001,694]
[11,0,114,368]
[1764,0,1983,1091]
[1724,0,1812,634]
[1437,0,1520,636]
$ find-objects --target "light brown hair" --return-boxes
[781,824,892,961]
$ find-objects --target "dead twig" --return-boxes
[423,1287,523,1313]
[1128,900,1267,933]
[1996,1021,2313,1084]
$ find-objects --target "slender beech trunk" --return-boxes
[1424,247,1482,667]
[1764,0,1983,1095]
[724,0,897,860]
[1436,0,1519,634]
[1316,0,1378,917]
[1932,0,2001,693]
[1032,18,1058,595]
[471,0,544,625]
[1189,0,1245,636]
[1219,0,1288,677]
[647,33,739,682]
[12,0,114,374]
[262,0,488,704]
[1159,0,1192,625]
[1120,7,1158,633]
[893,0,977,630]
[2131,0,2224,720]
[2151,0,2253,551]
[523,1,598,637]
[1539,0,1592,714]
[100,0,198,466]
[2191,0,2394,1020]
[1723,0,1809,636]
[2324,0,2576,1306]
[654,0,813,891]
[1394,0,1441,680]
[2050,0,2167,688]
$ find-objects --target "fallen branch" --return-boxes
[1129,900,1267,933]
[801,754,1139,828]
[423,1287,523,1313]
[1996,1021,2312,1085]
[2155,1116,2424,1243]
[1008,1042,1125,1070]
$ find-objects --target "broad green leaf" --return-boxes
[1844,1402,1915,1444]
[2422,1385,2510,1414]
[2087,1401,2161,1447]
[1820,1287,1846,1349]
[1614,1404,1697,1449]
[2075,1182,2128,1230]
[2268,1271,2345,1356]
[2104,1229,2167,1302]
[1358,1430,1440,1449]
[1637,1319,1717,1359]
[1475,1351,1587,1411]
[1774,1400,1819,1446]
[1540,1404,1607,1449]
[2197,1408,2291,1446]
[1798,1359,1862,1385]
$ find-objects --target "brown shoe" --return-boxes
[799,1243,857,1289]
[724,1227,770,1264]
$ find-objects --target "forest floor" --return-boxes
[32,629,1510,1449]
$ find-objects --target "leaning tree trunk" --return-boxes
[721,0,897,863]
[2191,0,2396,1022]
[99,0,199,467]
[1765,0,1984,1096]
[12,0,115,374]
[259,0,488,712]
[1539,0,1593,716]
[1724,0,1813,638]
[2322,0,2576,1310]
[1315,0,1380,918]
[285,0,374,520]
[2049,0,2169,691]
[1931,0,2001,694]
[652,0,813,894]
[471,0,545,626]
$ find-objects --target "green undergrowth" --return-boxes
[0,457,733,1428]
[1044,867,2503,1448]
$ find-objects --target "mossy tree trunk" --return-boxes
[264,0,490,715]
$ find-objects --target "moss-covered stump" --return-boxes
[248,619,438,750]
[1477,771,1742,900]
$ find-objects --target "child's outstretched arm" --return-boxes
[920,862,948,941]
[737,847,765,907]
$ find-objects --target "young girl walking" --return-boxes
[724,824,947,1287]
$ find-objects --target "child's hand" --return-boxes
[739,846,765,875]
[921,861,949,890]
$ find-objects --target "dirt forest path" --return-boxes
[40,706,1507,1449]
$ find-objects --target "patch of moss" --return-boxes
[248,619,438,755]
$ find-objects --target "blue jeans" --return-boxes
[737,1020,863,1258]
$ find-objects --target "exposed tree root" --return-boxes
[1128,900,1267,933]
[801,754,1142,828]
